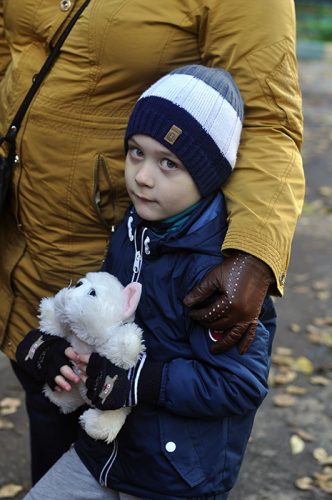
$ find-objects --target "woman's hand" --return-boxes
[184,251,275,354]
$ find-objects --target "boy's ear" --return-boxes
[121,282,142,320]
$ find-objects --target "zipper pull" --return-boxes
[133,250,141,274]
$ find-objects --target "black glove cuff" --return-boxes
[136,359,163,406]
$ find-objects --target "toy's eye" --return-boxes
[88,288,96,297]
[75,280,84,288]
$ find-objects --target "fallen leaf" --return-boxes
[274,346,293,356]
[0,397,21,416]
[313,466,332,481]
[285,385,307,395]
[313,448,332,465]
[314,317,332,326]
[0,398,21,408]
[316,476,332,494]
[1,407,18,416]
[316,291,331,301]
[295,429,315,442]
[312,280,329,291]
[271,354,294,367]
[288,323,301,333]
[272,369,298,386]
[307,330,332,348]
[314,448,328,462]
[272,394,296,407]
[291,357,314,375]
[0,418,14,430]
[306,324,321,334]
[318,186,332,197]
[290,434,305,454]
[0,484,23,498]
[309,375,330,386]
[295,476,314,490]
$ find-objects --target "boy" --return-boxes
[17,65,276,500]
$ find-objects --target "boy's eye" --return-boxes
[161,159,177,170]
[130,147,144,159]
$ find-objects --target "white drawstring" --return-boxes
[127,216,134,241]
[131,227,149,282]
[144,236,150,255]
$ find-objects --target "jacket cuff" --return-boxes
[127,354,163,407]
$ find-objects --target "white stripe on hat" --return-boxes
[139,74,242,168]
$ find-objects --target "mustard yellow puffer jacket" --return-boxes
[0,0,304,360]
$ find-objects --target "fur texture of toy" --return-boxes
[39,272,145,443]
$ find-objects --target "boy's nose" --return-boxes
[135,161,154,187]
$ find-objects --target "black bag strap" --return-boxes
[1,0,91,146]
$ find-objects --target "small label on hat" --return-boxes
[164,125,182,145]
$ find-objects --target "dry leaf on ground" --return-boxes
[290,434,305,455]
[0,397,21,416]
[0,398,21,408]
[285,385,307,395]
[288,323,301,333]
[291,357,314,375]
[272,394,296,407]
[0,418,14,430]
[0,484,23,498]
[295,429,315,442]
[295,476,314,491]
[309,375,330,386]
[269,368,298,386]
[313,448,332,465]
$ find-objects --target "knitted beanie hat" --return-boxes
[125,65,244,197]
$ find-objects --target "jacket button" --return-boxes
[165,442,176,453]
[59,0,72,11]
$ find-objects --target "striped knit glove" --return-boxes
[85,352,163,410]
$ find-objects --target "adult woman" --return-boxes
[0,0,304,484]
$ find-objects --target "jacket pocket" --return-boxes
[93,154,119,231]
[247,39,302,130]
[159,411,228,488]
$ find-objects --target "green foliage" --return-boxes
[295,2,332,41]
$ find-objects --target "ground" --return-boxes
[0,59,332,500]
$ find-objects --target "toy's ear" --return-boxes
[121,282,142,321]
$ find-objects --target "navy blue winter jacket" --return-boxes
[75,192,276,500]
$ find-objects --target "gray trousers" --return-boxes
[23,447,143,500]
[24,447,229,500]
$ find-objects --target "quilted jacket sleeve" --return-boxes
[200,0,304,295]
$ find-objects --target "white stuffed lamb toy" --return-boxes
[38,271,144,444]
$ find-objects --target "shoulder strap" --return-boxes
[3,0,91,145]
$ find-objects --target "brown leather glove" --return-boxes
[183,250,275,355]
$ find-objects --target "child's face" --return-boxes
[125,134,202,221]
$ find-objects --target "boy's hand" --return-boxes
[80,353,131,410]
[53,347,81,392]
[16,330,80,391]
[183,251,275,355]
